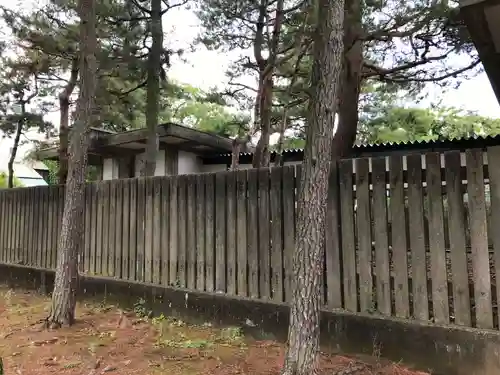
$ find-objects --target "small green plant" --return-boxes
[219,327,243,342]
[133,298,148,318]
[152,313,167,325]
[159,338,212,349]
[63,362,81,369]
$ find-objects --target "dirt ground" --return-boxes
[0,287,429,375]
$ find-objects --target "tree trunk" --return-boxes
[8,111,24,189]
[58,59,79,185]
[252,78,273,168]
[253,0,285,168]
[46,0,97,328]
[332,0,363,159]
[281,0,344,372]
[141,0,163,176]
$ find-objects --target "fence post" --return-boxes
[325,161,342,309]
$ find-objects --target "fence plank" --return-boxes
[108,181,117,277]
[0,190,5,263]
[161,178,170,286]
[153,178,162,285]
[128,178,138,281]
[372,157,391,315]
[2,190,8,263]
[136,178,146,282]
[177,176,187,288]
[339,159,357,312]
[195,175,205,291]
[4,190,11,264]
[89,183,97,274]
[19,190,27,266]
[205,174,215,292]
[12,190,19,265]
[102,181,111,276]
[270,168,284,303]
[56,185,64,266]
[15,190,21,265]
[45,187,55,269]
[466,148,493,329]
[121,180,130,280]
[427,152,450,324]
[215,173,227,293]
[16,190,24,265]
[389,154,410,319]
[247,169,259,298]
[27,189,34,266]
[444,151,471,327]
[22,190,28,265]
[236,170,248,297]
[169,177,179,286]
[40,189,48,269]
[114,180,123,278]
[83,185,91,273]
[258,168,271,300]
[186,175,197,290]
[17,190,23,265]
[21,190,28,265]
[488,146,500,328]
[326,164,342,308]
[96,183,104,275]
[31,188,40,266]
[19,190,27,265]
[356,158,373,313]
[41,188,49,267]
[144,178,154,283]
[226,172,237,295]
[407,154,429,321]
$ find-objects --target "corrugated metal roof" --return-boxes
[214,134,500,158]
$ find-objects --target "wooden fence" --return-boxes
[1,147,500,331]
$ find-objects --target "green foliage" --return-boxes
[160,84,250,137]
[133,298,150,318]
[0,172,23,188]
[196,0,480,144]
[359,106,500,145]
[43,160,101,184]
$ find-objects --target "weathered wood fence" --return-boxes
[1,147,500,331]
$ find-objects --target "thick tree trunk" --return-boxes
[281,0,344,373]
[8,113,24,189]
[332,0,363,159]
[46,0,97,328]
[141,0,163,176]
[58,59,79,185]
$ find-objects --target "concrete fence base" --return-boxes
[1,263,500,375]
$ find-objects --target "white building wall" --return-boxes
[178,150,202,175]
[102,158,119,180]
[133,150,168,177]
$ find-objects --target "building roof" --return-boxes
[36,123,235,164]
[202,134,500,165]
[0,163,47,187]
[459,0,500,104]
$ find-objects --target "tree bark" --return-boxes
[46,0,97,328]
[8,110,24,189]
[281,0,344,373]
[141,0,163,176]
[252,0,285,168]
[332,0,363,159]
[58,59,79,185]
